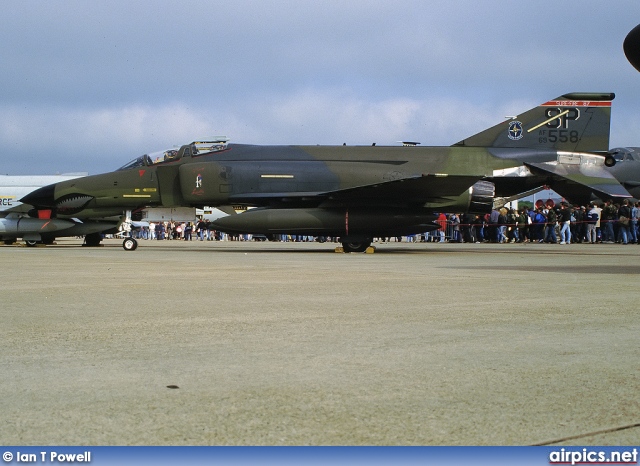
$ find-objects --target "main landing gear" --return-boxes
[83,233,103,247]
[340,238,372,253]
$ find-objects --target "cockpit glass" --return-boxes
[148,149,180,164]
[116,140,228,171]
[626,148,640,161]
[117,155,147,171]
[610,147,640,162]
[116,149,181,171]
[193,141,228,155]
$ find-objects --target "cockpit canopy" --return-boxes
[116,139,229,171]
[610,147,640,162]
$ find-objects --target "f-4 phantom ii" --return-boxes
[22,92,631,252]
[0,174,119,246]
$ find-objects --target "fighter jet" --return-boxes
[22,92,630,252]
[0,174,119,246]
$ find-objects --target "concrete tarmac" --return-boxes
[1,238,639,445]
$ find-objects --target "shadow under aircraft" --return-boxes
[22,92,631,252]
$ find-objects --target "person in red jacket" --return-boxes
[437,213,447,243]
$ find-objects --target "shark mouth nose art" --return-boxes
[55,194,94,215]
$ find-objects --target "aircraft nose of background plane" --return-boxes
[624,24,640,72]
[20,184,56,208]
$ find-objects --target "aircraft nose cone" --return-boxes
[20,184,56,208]
[624,24,640,72]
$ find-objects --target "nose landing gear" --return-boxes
[123,237,138,251]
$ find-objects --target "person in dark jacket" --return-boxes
[544,206,557,243]
[601,200,617,243]
[618,199,632,244]
[558,203,572,244]
[572,206,585,243]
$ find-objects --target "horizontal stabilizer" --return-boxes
[525,161,631,202]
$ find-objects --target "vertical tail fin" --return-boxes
[453,93,614,153]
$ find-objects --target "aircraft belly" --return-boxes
[210,207,438,237]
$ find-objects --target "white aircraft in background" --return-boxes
[0,174,118,246]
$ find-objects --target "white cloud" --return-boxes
[1,0,639,174]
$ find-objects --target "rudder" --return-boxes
[453,93,614,153]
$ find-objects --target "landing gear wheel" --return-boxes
[341,239,372,253]
[25,240,38,247]
[122,238,138,251]
[84,233,102,247]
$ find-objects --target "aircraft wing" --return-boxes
[321,174,483,203]
[524,161,632,203]
[227,174,483,207]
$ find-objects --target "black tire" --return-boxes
[25,240,39,247]
[341,240,371,253]
[122,238,138,251]
[84,233,102,247]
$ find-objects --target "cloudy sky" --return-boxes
[1,0,640,174]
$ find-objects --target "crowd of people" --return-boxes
[438,199,640,245]
[132,220,232,241]
[130,219,334,242]
[127,199,640,245]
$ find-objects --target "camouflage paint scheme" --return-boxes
[22,92,631,251]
